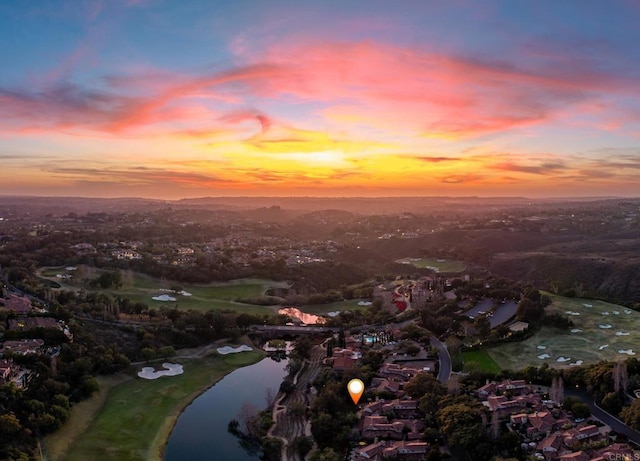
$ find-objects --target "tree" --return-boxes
[404,372,445,399]
[141,347,156,362]
[309,447,341,461]
[294,336,313,360]
[621,399,640,430]
[436,403,484,449]
[474,316,491,340]
[0,413,21,438]
[158,346,176,359]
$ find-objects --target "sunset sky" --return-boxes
[2,0,640,199]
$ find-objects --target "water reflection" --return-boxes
[164,356,289,461]
[278,307,326,325]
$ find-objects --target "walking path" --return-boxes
[269,345,325,461]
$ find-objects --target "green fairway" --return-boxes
[38,267,286,314]
[302,299,372,314]
[40,266,68,277]
[395,257,466,273]
[488,294,640,370]
[462,349,502,373]
[58,350,265,461]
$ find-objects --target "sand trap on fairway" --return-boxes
[538,354,550,359]
[616,332,630,336]
[583,303,593,307]
[565,311,581,316]
[570,360,583,366]
[571,329,582,333]
[217,345,252,355]
[599,345,609,350]
[327,311,340,317]
[152,294,176,302]
[557,357,571,362]
[138,363,183,379]
[599,324,612,329]
[619,349,636,356]
[537,345,547,350]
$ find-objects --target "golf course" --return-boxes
[38,266,289,315]
[487,294,640,370]
[45,347,265,461]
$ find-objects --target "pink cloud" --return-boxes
[1,39,636,140]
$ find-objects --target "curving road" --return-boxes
[430,336,452,384]
[566,389,640,446]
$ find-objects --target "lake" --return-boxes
[164,356,289,461]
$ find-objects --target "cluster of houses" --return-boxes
[70,237,338,268]
[1,293,71,389]
[327,334,431,460]
[352,362,431,461]
[478,379,638,461]
[324,337,637,461]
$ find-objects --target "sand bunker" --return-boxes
[599,324,612,329]
[599,345,609,350]
[138,363,183,379]
[537,345,547,350]
[152,294,176,302]
[601,311,609,315]
[583,303,593,307]
[570,360,583,366]
[217,345,252,355]
[557,357,571,362]
[565,311,581,316]
[571,329,582,333]
[625,309,632,314]
[327,311,340,317]
[357,301,372,306]
[537,354,550,359]
[616,332,630,336]
[619,349,636,356]
[613,311,619,315]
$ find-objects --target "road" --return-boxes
[430,336,452,384]
[567,389,640,446]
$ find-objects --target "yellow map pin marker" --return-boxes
[347,378,364,405]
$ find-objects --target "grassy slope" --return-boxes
[57,350,265,461]
[462,350,502,373]
[488,294,639,370]
[46,375,131,461]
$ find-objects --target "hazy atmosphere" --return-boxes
[2,0,640,198]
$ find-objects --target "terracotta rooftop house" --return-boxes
[526,411,557,436]
[1,339,45,355]
[382,441,429,460]
[371,378,403,396]
[0,359,13,382]
[8,317,61,331]
[537,434,565,454]
[1,294,32,314]
[597,443,636,460]
[558,451,589,461]
[379,363,421,382]
[328,354,358,373]
[353,441,385,461]
[361,415,405,439]
[363,400,385,416]
[477,381,498,398]
[563,425,601,446]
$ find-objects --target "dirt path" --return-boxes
[269,346,325,461]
